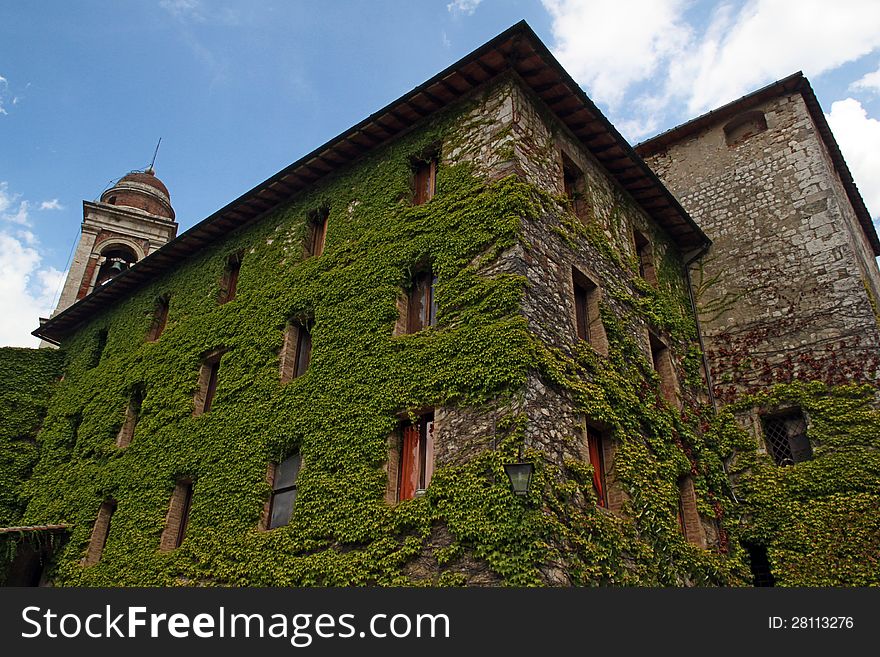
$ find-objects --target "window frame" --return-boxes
[267,452,302,530]
[147,295,169,342]
[219,252,243,304]
[412,157,437,205]
[396,412,435,502]
[280,320,313,383]
[760,408,812,466]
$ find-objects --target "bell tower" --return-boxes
[51,168,178,316]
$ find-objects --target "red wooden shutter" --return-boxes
[398,425,420,501]
[588,429,606,507]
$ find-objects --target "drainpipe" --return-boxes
[683,242,717,413]
[684,241,740,503]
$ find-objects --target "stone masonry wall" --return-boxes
[643,93,880,402]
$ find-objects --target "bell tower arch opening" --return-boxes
[41,167,178,346]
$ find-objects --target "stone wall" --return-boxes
[643,92,880,402]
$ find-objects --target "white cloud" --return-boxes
[0,182,65,347]
[159,0,204,21]
[826,98,880,218]
[851,62,880,94]
[671,0,880,115]
[541,0,880,139]
[447,0,482,15]
[40,199,63,211]
[542,0,690,109]
[0,182,31,226]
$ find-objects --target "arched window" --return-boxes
[95,245,138,286]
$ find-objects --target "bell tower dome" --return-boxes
[49,167,178,319]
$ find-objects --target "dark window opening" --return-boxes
[96,247,137,286]
[412,157,437,205]
[175,482,193,548]
[761,409,811,466]
[219,252,242,304]
[83,500,116,566]
[562,153,587,220]
[280,321,313,383]
[194,351,225,416]
[89,329,108,368]
[160,479,194,551]
[269,453,302,529]
[107,195,117,205]
[586,425,607,508]
[116,388,143,448]
[305,210,329,258]
[398,413,434,501]
[743,542,775,587]
[633,230,657,285]
[407,271,436,333]
[147,295,169,341]
[650,332,679,406]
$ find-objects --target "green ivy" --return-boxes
[10,79,749,587]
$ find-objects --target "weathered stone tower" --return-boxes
[50,168,177,318]
[637,73,880,403]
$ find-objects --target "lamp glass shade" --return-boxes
[503,462,534,495]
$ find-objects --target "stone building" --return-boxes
[637,73,880,404]
[2,22,878,587]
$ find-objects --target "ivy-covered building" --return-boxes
[2,22,878,587]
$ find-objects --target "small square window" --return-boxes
[761,409,811,466]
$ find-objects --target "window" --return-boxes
[677,475,706,548]
[83,500,116,566]
[407,271,436,333]
[219,252,242,304]
[89,329,108,368]
[412,157,437,205]
[561,152,587,221]
[572,268,607,355]
[724,111,767,147]
[649,333,680,407]
[586,425,608,508]
[116,388,143,448]
[160,479,193,551]
[147,295,169,341]
[761,409,811,466]
[633,230,657,286]
[743,542,775,587]
[396,413,435,501]
[279,321,312,383]
[194,351,224,416]
[268,453,302,529]
[305,210,329,258]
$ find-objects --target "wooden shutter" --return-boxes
[398,425,421,501]
[588,428,607,508]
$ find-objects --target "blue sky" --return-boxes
[3,0,880,346]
